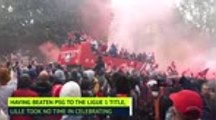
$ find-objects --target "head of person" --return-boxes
[96,56,103,63]
[60,81,81,97]
[147,79,160,97]
[17,74,31,89]
[169,90,203,120]
[54,69,65,81]
[38,70,49,81]
[201,83,210,96]
[0,67,10,85]
[56,64,63,70]
[114,73,130,95]
[81,79,92,90]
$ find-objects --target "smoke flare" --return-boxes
[108,0,216,77]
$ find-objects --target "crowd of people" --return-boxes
[0,52,216,120]
[66,31,155,63]
[91,41,155,63]
[0,31,216,120]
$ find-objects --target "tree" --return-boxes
[0,0,83,53]
[177,0,216,34]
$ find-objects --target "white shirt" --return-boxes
[0,109,8,120]
[91,40,98,49]
[0,78,17,115]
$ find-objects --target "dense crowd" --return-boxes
[0,52,216,120]
[0,32,216,120]
[66,31,155,63]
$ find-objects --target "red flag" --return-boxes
[198,68,209,78]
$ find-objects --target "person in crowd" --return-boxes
[27,64,37,81]
[100,42,108,55]
[67,32,74,46]
[60,81,82,120]
[108,44,118,57]
[136,75,154,120]
[51,84,63,97]
[123,49,130,59]
[97,74,109,97]
[92,77,101,97]
[166,90,203,120]
[74,31,81,44]
[54,64,66,83]
[81,78,94,97]
[12,74,37,97]
[109,72,130,120]
[128,76,140,120]
[11,74,38,120]
[119,48,125,58]
[113,72,130,97]
[0,67,17,115]
[0,109,8,120]
[179,76,192,90]
[94,56,105,76]
[147,80,162,120]
[80,77,97,119]
[147,79,172,120]
[91,39,99,53]
[146,52,155,64]
[80,32,88,42]
[31,70,52,96]
[141,52,147,62]
[200,82,216,120]
[106,61,113,73]
[2,40,216,120]
[147,79,161,120]
[49,84,63,120]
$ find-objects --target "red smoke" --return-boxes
[79,0,111,39]
[39,41,60,62]
[108,0,216,78]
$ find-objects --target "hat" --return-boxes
[169,90,203,119]
[51,84,62,97]
[60,81,81,97]
[84,70,95,81]
[54,69,65,81]
[147,79,158,88]
[0,68,10,85]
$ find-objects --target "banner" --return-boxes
[8,97,132,116]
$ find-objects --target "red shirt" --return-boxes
[11,89,38,120]
[12,89,38,97]
[101,45,107,52]
[11,89,62,120]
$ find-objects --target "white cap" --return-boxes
[147,79,158,87]
[60,81,81,97]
